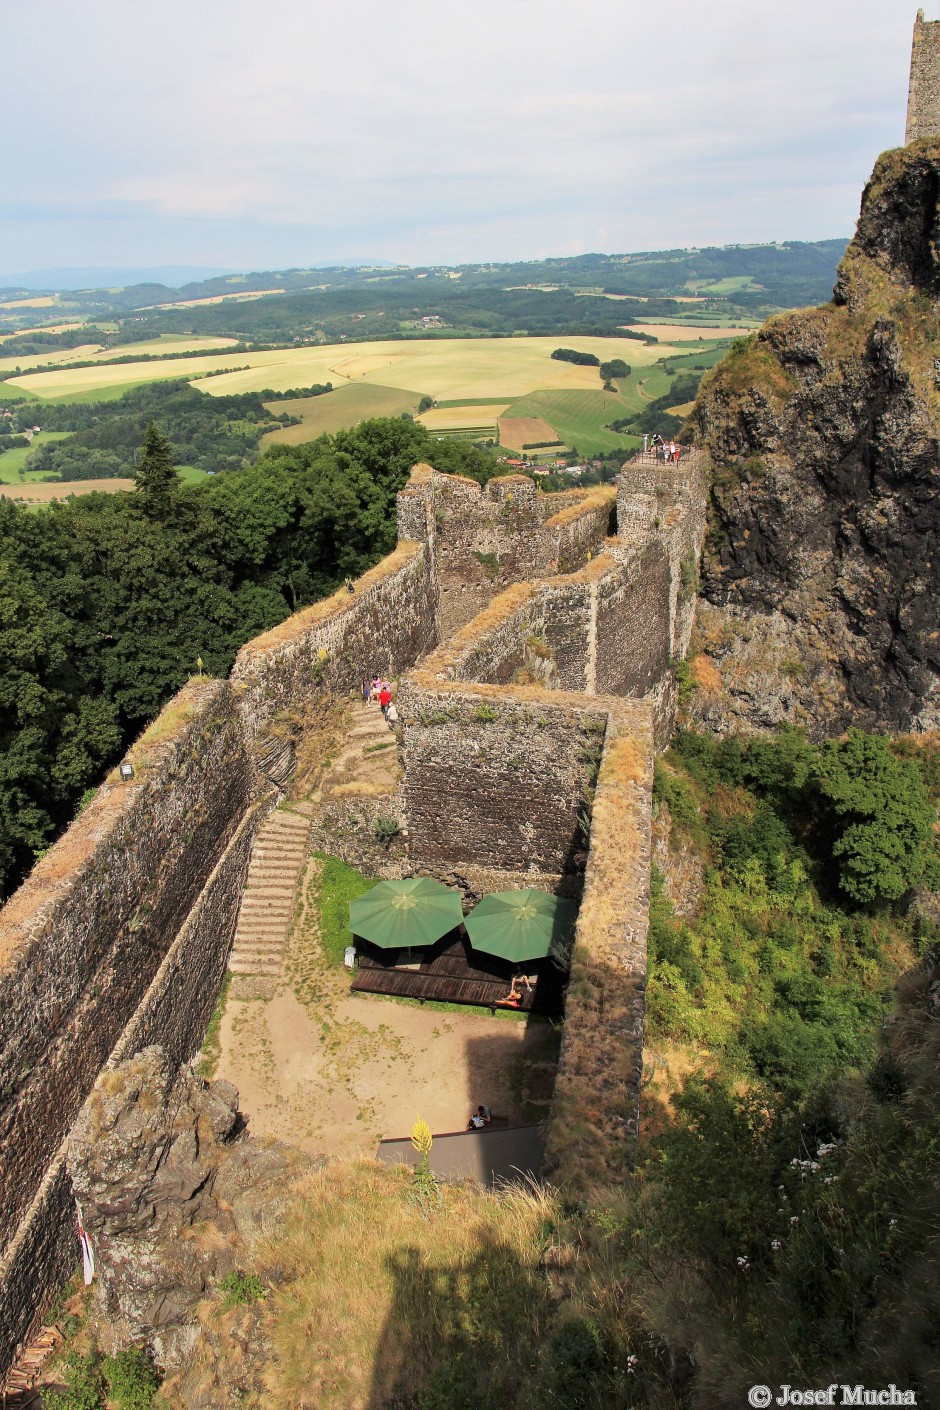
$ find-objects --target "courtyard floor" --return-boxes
[211,857,560,1159]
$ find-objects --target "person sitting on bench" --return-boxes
[500,973,533,1005]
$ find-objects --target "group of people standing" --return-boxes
[365,675,398,726]
[650,434,682,465]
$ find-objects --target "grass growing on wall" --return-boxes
[196,970,233,1080]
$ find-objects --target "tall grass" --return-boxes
[257,1159,646,1410]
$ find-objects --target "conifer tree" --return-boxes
[134,421,178,519]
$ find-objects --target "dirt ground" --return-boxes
[213,861,560,1159]
[0,477,134,500]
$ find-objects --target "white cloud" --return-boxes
[0,0,913,270]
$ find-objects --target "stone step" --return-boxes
[229,958,282,976]
[247,860,303,874]
[231,940,285,956]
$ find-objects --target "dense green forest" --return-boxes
[0,381,328,479]
[0,242,847,343]
[0,417,498,898]
[605,726,940,1402]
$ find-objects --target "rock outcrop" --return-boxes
[690,140,940,737]
[67,1046,306,1373]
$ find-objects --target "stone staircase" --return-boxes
[313,700,400,800]
[228,808,312,978]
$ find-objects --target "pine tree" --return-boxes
[134,421,178,519]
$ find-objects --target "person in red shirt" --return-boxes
[379,685,392,718]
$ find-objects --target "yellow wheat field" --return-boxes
[6,334,687,403]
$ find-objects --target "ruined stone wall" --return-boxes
[615,451,708,730]
[231,541,437,780]
[907,11,940,143]
[544,706,655,1194]
[0,681,259,1373]
[397,466,615,639]
[401,680,607,876]
[0,801,264,1374]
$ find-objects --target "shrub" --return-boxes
[219,1269,268,1307]
[102,1347,161,1410]
[374,815,402,847]
[43,1351,105,1410]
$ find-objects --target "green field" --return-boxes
[175,465,210,484]
[261,381,421,446]
[0,432,71,482]
[685,275,765,296]
[502,389,638,456]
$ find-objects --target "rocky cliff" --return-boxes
[690,140,940,736]
[68,1047,310,1401]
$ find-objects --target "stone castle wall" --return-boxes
[397,466,615,638]
[0,453,710,1367]
[0,537,443,1373]
[544,709,655,1193]
[0,681,260,1372]
[231,541,438,781]
[401,681,607,876]
[907,11,940,144]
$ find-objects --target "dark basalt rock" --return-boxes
[67,1045,308,1375]
[690,140,940,736]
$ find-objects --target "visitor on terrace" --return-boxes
[501,973,533,1006]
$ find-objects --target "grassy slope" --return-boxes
[261,382,421,447]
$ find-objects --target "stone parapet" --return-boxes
[0,683,258,1374]
[543,708,655,1194]
[231,541,437,776]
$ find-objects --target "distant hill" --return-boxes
[0,266,240,291]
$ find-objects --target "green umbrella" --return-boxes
[464,889,577,965]
[349,877,464,951]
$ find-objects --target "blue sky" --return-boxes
[1,0,914,275]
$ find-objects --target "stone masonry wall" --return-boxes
[0,799,264,1374]
[615,451,708,735]
[397,466,615,639]
[401,681,607,876]
[543,705,655,1194]
[231,541,437,780]
[0,680,257,1372]
[907,11,940,144]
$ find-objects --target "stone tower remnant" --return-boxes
[906,10,940,143]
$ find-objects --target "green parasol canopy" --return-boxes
[349,877,464,951]
[464,889,577,965]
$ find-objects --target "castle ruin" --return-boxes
[906,10,940,143]
[0,449,707,1372]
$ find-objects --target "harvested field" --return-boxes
[7,334,681,404]
[0,333,237,377]
[0,477,134,501]
[0,344,104,375]
[143,288,287,309]
[0,295,55,309]
[0,321,87,341]
[497,416,561,452]
[621,322,755,340]
[419,402,510,431]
